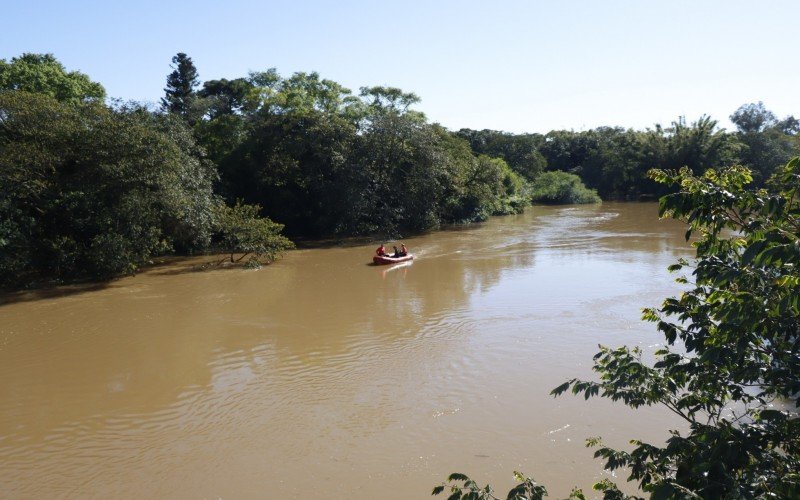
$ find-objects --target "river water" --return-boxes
[0,202,693,498]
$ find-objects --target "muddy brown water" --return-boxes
[0,203,693,498]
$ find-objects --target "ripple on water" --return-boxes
[0,203,693,498]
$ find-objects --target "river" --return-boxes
[0,202,693,498]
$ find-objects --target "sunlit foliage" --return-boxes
[0,92,218,286]
[530,171,600,204]
[212,201,294,266]
[0,53,105,103]
[438,157,800,498]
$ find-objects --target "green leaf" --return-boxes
[758,409,786,421]
[551,381,571,396]
[650,483,676,500]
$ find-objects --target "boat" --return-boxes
[373,253,414,265]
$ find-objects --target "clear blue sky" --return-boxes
[3,0,797,133]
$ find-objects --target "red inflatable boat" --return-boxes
[373,254,414,265]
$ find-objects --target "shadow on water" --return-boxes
[291,216,493,250]
[143,257,256,277]
[0,255,266,306]
[0,216,524,428]
[0,211,500,305]
[0,281,112,306]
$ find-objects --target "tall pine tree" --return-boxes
[161,52,199,121]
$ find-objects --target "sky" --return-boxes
[3,0,797,134]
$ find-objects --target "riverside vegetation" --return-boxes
[434,158,800,498]
[1,52,799,498]
[1,52,798,289]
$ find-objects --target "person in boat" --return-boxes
[376,243,387,256]
[392,245,400,257]
[400,243,408,256]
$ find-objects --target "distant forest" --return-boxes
[1,52,798,287]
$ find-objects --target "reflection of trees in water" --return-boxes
[0,258,295,443]
[0,203,687,466]
[0,217,541,454]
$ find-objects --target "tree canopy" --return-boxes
[0,53,105,103]
[730,101,777,133]
[0,91,216,284]
[196,68,529,238]
[0,86,291,288]
[530,171,600,204]
[3,51,799,297]
[161,52,200,121]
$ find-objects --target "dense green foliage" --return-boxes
[455,129,547,180]
[436,157,800,498]
[2,51,798,292]
[0,89,292,289]
[459,112,798,201]
[194,71,528,237]
[730,102,799,185]
[212,201,293,266]
[0,92,218,285]
[161,52,201,122]
[0,54,301,289]
[530,171,600,204]
[0,53,105,103]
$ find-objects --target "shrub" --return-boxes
[212,201,294,266]
[530,171,601,204]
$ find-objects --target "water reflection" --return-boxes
[0,203,693,497]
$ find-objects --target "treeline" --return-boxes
[0,53,527,288]
[1,52,798,288]
[167,54,530,237]
[0,54,293,288]
[458,108,800,200]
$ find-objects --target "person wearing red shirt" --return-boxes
[376,243,387,256]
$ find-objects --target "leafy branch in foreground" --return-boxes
[437,157,800,498]
[432,472,551,500]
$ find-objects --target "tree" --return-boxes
[455,129,547,181]
[453,155,528,218]
[194,69,529,239]
[360,85,420,113]
[212,201,294,266]
[663,115,739,175]
[532,118,742,201]
[0,91,218,286]
[730,101,777,133]
[777,116,800,135]
[220,84,359,237]
[437,157,800,498]
[198,77,256,118]
[277,72,358,115]
[354,109,439,233]
[730,103,799,185]
[161,52,200,121]
[530,171,600,204]
[0,53,105,103]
